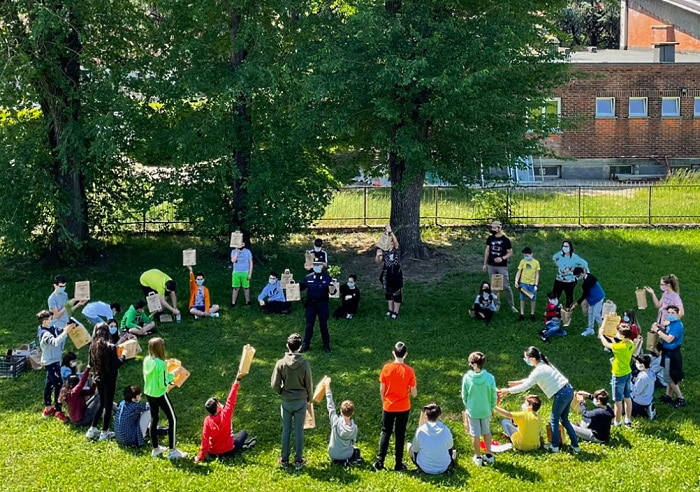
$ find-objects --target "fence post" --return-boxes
[363,187,368,227]
[578,187,582,226]
[648,186,652,225]
[434,187,439,226]
[506,187,511,222]
[142,212,147,235]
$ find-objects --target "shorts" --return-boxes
[611,373,632,401]
[518,283,537,301]
[191,305,205,312]
[232,272,250,289]
[467,416,491,437]
[663,347,684,384]
[140,284,157,297]
[384,288,402,303]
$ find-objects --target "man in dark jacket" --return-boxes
[300,261,337,353]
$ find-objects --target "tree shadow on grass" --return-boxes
[304,462,362,485]
[411,467,470,485]
[634,423,693,445]
[490,460,543,482]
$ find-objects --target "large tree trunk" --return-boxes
[389,150,429,259]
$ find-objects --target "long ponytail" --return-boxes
[525,346,550,365]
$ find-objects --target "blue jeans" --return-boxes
[611,373,632,401]
[281,399,306,462]
[550,384,579,448]
[544,320,567,338]
[587,299,603,331]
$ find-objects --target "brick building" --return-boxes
[534,49,700,180]
[622,0,700,52]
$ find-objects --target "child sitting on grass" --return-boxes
[408,403,455,474]
[59,368,99,427]
[114,385,151,448]
[539,292,567,343]
[571,389,614,444]
[631,355,657,420]
[494,394,542,452]
[187,266,220,319]
[325,379,361,466]
[470,282,497,325]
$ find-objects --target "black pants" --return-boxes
[44,362,63,411]
[304,300,330,350]
[92,375,118,431]
[473,306,494,323]
[262,301,291,314]
[333,300,359,319]
[147,394,177,449]
[552,280,576,308]
[210,430,249,459]
[377,410,410,466]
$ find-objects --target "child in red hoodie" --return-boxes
[59,368,99,426]
[194,372,256,462]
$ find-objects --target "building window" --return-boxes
[536,165,561,178]
[543,98,561,132]
[695,97,700,118]
[628,97,647,118]
[596,97,615,118]
[661,97,680,117]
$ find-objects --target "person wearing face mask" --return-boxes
[186,266,220,319]
[571,389,615,444]
[597,325,634,427]
[651,305,686,408]
[59,368,100,427]
[644,274,684,323]
[333,274,361,320]
[120,300,156,336]
[307,238,329,270]
[498,346,581,454]
[570,267,605,337]
[514,246,540,322]
[46,274,87,338]
[471,281,497,325]
[300,261,337,353]
[482,221,517,313]
[81,301,121,327]
[258,272,292,315]
[630,355,657,420]
[493,394,542,452]
[230,241,254,307]
[551,240,589,308]
[61,352,81,382]
[539,292,567,344]
[376,224,403,320]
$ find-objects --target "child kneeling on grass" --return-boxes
[539,292,567,344]
[494,394,542,452]
[631,355,657,420]
[571,389,614,444]
[59,369,99,427]
[408,403,456,474]
[325,379,361,466]
[114,385,151,448]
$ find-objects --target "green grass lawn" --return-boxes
[0,229,698,491]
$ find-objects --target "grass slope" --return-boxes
[0,229,698,491]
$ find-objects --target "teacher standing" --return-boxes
[551,240,588,308]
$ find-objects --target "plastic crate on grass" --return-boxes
[0,355,27,379]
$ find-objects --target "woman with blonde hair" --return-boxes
[645,274,684,322]
[143,337,186,459]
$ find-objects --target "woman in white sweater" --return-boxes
[499,346,580,453]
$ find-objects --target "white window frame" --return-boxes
[595,97,615,118]
[694,97,700,118]
[543,97,562,132]
[628,97,648,118]
[661,97,680,117]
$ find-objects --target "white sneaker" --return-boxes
[510,306,519,314]
[151,445,168,457]
[210,312,220,318]
[193,315,200,320]
[613,420,622,427]
[98,431,115,442]
[647,403,657,420]
[544,444,560,453]
[472,455,484,466]
[483,454,495,465]
[346,314,353,320]
[571,446,581,454]
[85,427,99,440]
[581,328,595,336]
[168,448,188,460]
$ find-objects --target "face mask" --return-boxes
[57,286,66,294]
[659,285,665,292]
[667,315,677,322]
[314,246,322,252]
[482,288,490,293]
[313,266,322,273]
[269,279,277,285]
[70,361,77,368]
[562,246,570,253]
[521,402,529,411]
[635,363,645,371]
[196,279,204,286]
[490,229,498,235]
[109,326,118,335]
[523,357,533,367]
[550,298,558,306]
[524,255,532,261]
[347,282,355,288]
[622,315,630,322]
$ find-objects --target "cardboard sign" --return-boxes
[303,402,316,429]
[74,281,91,301]
[313,375,330,403]
[635,289,647,310]
[304,252,315,270]
[280,269,293,289]
[159,313,173,323]
[166,359,190,388]
[230,231,244,248]
[561,308,572,327]
[601,300,617,317]
[329,280,340,299]
[182,249,196,266]
[285,281,301,302]
[490,274,504,291]
[238,344,256,376]
[377,232,393,251]
[646,331,659,352]
[68,324,92,350]
[601,314,621,338]
[519,286,535,299]
[117,339,140,359]
[146,292,162,314]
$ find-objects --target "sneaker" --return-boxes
[510,306,519,314]
[673,398,687,408]
[518,314,525,321]
[530,314,537,322]
[85,427,100,440]
[581,328,595,336]
[613,420,622,427]
[98,431,115,442]
[647,403,657,420]
[472,455,484,466]
[372,460,385,471]
[168,448,188,460]
[659,395,673,404]
[538,328,547,336]
[391,313,399,320]
[571,446,581,454]
[278,458,290,468]
[242,438,257,450]
[245,301,252,308]
[624,420,632,428]
[385,311,392,318]
[54,411,68,423]
[540,335,550,344]
[230,302,236,308]
[544,444,560,453]
[394,462,408,471]
[210,312,220,318]
[42,407,56,418]
[483,454,495,465]
[151,445,168,457]
[324,346,332,353]
[294,459,307,470]
[346,314,353,320]
[193,315,200,320]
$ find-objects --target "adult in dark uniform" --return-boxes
[300,260,337,353]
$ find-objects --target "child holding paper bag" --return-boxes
[324,378,361,466]
[187,266,220,319]
[597,325,634,427]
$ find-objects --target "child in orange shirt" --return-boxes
[187,266,220,319]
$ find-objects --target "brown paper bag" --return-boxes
[285,281,301,302]
[601,314,621,338]
[182,249,196,266]
[159,314,173,323]
[230,231,244,248]
[166,359,190,388]
[28,350,43,370]
[377,232,393,251]
[646,331,659,352]
[68,324,92,350]
[581,300,589,316]
[280,269,293,289]
[303,402,316,429]
[561,308,572,327]
[313,375,331,403]
[635,289,647,310]
[601,300,617,317]
[490,274,504,291]
[117,339,140,360]
[238,344,256,376]
[146,292,162,314]
[74,281,90,301]
[304,252,315,270]
[329,280,340,299]
[546,421,568,446]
